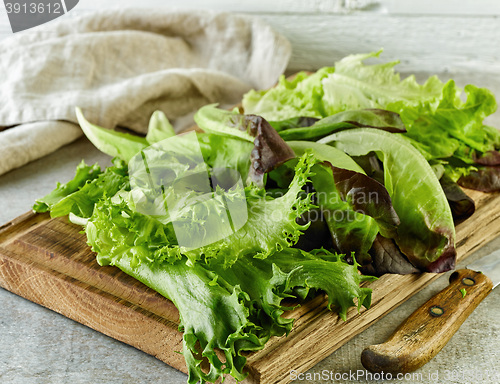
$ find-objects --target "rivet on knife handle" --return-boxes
[361,269,493,374]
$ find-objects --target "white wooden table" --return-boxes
[0,2,499,383]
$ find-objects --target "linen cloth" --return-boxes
[0,9,291,175]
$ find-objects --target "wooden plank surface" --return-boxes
[2,2,500,78]
[0,188,498,384]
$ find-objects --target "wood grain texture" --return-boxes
[360,269,494,374]
[0,188,498,384]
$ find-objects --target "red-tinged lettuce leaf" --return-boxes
[281,141,398,265]
[320,128,456,273]
[277,109,406,141]
[245,114,296,187]
[361,235,419,276]
[356,153,476,223]
[194,105,295,188]
[472,150,500,166]
[330,165,400,237]
[439,174,475,223]
[458,166,500,192]
[308,163,399,265]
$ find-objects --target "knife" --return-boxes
[361,248,500,374]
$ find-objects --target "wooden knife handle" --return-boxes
[361,269,493,374]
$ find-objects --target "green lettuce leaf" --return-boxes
[146,110,176,144]
[33,160,102,213]
[49,158,128,219]
[242,67,335,120]
[321,51,444,115]
[269,116,319,132]
[242,51,500,190]
[389,82,498,159]
[194,105,296,188]
[320,128,456,272]
[288,140,364,173]
[277,109,406,142]
[76,107,149,162]
[86,203,374,384]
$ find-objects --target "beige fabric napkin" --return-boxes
[0,9,291,175]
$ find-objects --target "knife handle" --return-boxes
[361,269,493,374]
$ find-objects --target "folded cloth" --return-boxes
[0,9,291,175]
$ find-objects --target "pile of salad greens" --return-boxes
[33,51,499,384]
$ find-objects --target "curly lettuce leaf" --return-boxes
[33,160,102,213]
[321,51,444,115]
[242,67,335,120]
[49,158,129,219]
[390,82,498,159]
[86,206,374,384]
[182,153,316,266]
[88,153,316,268]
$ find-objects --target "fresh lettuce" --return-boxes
[242,51,500,190]
[34,107,378,384]
[49,158,128,219]
[76,107,149,162]
[33,160,102,213]
[276,108,406,142]
[242,67,335,120]
[91,217,374,383]
[146,110,176,144]
[320,128,456,272]
[172,153,316,266]
[268,141,400,268]
[309,163,395,266]
[195,105,296,188]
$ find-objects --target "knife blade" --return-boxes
[361,248,500,374]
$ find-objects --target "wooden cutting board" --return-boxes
[0,189,499,384]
